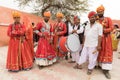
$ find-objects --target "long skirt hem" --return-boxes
[35,58,57,66]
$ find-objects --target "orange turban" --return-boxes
[88,11,96,18]
[12,11,21,18]
[56,12,64,18]
[96,5,105,12]
[43,11,51,17]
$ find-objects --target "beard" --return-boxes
[98,14,103,18]
[90,19,95,24]
[14,21,20,24]
[44,19,49,22]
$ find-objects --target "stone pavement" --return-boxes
[0,46,120,80]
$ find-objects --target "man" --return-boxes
[53,12,67,59]
[68,16,84,65]
[34,11,57,67]
[6,11,33,72]
[32,22,40,48]
[96,5,113,79]
[64,15,73,36]
[26,21,35,61]
[94,13,99,22]
[75,11,103,75]
[64,15,73,60]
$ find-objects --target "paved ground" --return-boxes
[0,46,120,80]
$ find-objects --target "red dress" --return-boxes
[6,23,33,71]
[53,21,67,58]
[26,25,34,60]
[98,17,113,63]
[35,21,57,66]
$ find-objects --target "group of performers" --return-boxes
[6,5,120,79]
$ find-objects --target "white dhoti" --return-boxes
[71,52,80,63]
[98,63,112,70]
[78,46,98,69]
[71,45,82,63]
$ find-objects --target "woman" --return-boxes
[113,24,120,59]
[111,24,119,51]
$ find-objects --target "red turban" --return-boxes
[88,11,96,18]
[74,15,80,21]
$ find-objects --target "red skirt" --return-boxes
[53,36,65,58]
[6,38,33,71]
[98,34,113,63]
[35,38,56,60]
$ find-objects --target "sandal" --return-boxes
[87,69,92,75]
[73,64,82,69]
[68,61,75,63]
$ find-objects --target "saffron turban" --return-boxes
[96,5,105,12]
[88,11,96,18]
[56,12,64,18]
[43,11,51,17]
[12,11,21,18]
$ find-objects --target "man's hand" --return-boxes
[12,30,17,35]
[49,39,53,44]
[96,45,101,51]
[41,33,45,37]
[51,34,55,37]
[56,32,60,36]
[72,30,77,33]
[81,44,84,48]
[93,45,101,54]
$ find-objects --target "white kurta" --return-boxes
[78,22,103,69]
[70,24,84,63]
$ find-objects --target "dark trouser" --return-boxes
[65,52,72,60]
